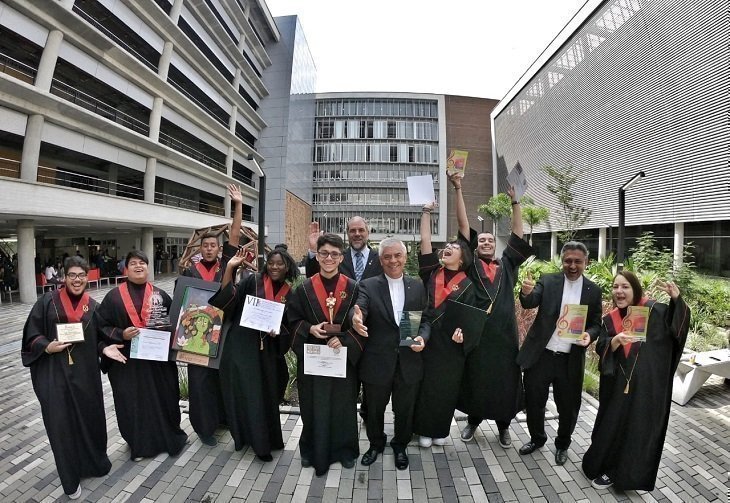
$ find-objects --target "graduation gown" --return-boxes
[208,273,292,456]
[288,274,362,476]
[413,251,475,438]
[95,283,187,459]
[179,245,235,439]
[457,231,534,422]
[21,290,111,494]
[582,297,690,491]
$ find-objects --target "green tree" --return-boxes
[478,193,512,235]
[542,164,592,243]
[520,196,550,245]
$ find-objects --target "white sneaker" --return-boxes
[433,437,447,446]
[68,484,82,500]
[418,436,433,447]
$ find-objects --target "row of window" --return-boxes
[316,119,438,141]
[316,99,439,118]
[314,143,439,164]
[313,214,439,236]
[312,190,437,206]
[312,167,438,183]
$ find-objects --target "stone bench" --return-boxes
[672,349,730,405]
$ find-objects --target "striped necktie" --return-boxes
[354,251,364,281]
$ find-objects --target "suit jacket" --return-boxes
[516,272,603,373]
[353,274,428,386]
[305,246,383,281]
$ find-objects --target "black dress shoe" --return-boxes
[361,448,382,466]
[341,458,355,469]
[257,453,273,462]
[394,451,409,470]
[555,448,568,465]
[300,456,311,468]
[518,442,541,455]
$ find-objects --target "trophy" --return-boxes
[323,292,342,333]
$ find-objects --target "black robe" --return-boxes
[288,274,362,476]
[457,231,534,422]
[95,283,187,459]
[413,251,475,438]
[21,291,111,494]
[208,273,292,456]
[582,297,690,491]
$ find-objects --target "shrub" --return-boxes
[178,364,189,400]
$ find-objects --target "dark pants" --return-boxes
[468,416,510,431]
[363,365,418,452]
[523,349,580,449]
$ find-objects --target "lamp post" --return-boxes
[247,154,266,271]
[477,215,484,233]
[617,171,645,271]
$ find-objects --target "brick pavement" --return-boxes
[0,277,727,502]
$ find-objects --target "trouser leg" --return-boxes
[553,356,579,450]
[523,352,554,446]
[363,382,390,451]
[390,366,419,450]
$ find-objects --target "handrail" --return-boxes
[167,77,228,126]
[0,53,37,82]
[158,130,227,172]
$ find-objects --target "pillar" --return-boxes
[598,227,607,260]
[20,115,44,182]
[149,97,163,142]
[107,163,118,196]
[35,30,63,92]
[170,0,184,23]
[228,106,238,133]
[550,231,558,259]
[17,220,36,304]
[144,157,157,203]
[673,222,684,268]
[158,41,174,81]
[142,227,154,282]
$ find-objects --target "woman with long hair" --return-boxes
[209,244,299,461]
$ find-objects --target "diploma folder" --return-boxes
[440,300,488,354]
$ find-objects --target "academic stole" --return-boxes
[607,300,651,394]
[311,274,349,323]
[55,289,90,365]
[476,258,501,314]
[195,260,220,282]
[433,268,467,309]
[119,282,154,328]
[258,275,291,350]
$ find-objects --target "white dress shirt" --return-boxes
[386,274,405,325]
[546,275,584,353]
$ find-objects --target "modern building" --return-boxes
[491,0,729,276]
[310,92,497,246]
[0,0,311,302]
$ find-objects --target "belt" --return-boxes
[545,349,570,356]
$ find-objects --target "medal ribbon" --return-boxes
[58,288,90,323]
[263,275,291,303]
[119,282,154,328]
[195,260,220,282]
[311,274,348,322]
[434,268,467,308]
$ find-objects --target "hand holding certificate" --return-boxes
[56,323,85,343]
[506,162,528,200]
[556,304,588,342]
[622,306,649,341]
[303,343,348,378]
[130,328,171,361]
[240,295,285,334]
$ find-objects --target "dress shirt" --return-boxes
[386,274,405,326]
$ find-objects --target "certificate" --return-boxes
[556,304,588,341]
[130,328,171,361]
[303,344,348,378]
[56,322,85,343]
[406,175,436,205]
[506,162,528,200]
[240,295,285,334]
[622,306,650,341]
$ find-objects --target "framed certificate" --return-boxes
[56,323,85,343]
[303,344,348,378]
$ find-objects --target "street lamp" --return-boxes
[477,215,485,233]
[247,154,266,271]
[617,171,645,271]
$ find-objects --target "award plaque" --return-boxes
[398,311,423,347]
[323,292,342,333]
[56,323,85,343]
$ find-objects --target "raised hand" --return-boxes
[102,343,127,364]
[507,185,517,202]
[308,222,322,253]
[448,172,463,189]
[521,271,535,296]
[352,305,368,337]
[228,184,242,204]
[227,247,248,270]
[657,280,680,300]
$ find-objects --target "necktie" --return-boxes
[354,251,364,281]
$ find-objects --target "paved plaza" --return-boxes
[0,277,727,502]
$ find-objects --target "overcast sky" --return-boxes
[265,0,588,100]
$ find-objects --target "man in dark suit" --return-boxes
[305,217,383,281]
[516,241,602,465]
[351,237,428,470]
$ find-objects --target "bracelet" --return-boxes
[421,207,432,214]
[454,186,461,191]
[511,200,519,205]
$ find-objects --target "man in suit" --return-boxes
[516,241,602,465]
[351,237,428,470]
[305,217,383,281]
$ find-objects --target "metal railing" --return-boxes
[0,158,20,179]
[0,53,37,83]
[157,130,227,173]
[167,77,229,127]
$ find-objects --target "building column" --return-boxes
[550,231,558,258]
[17,220,36,304]
[170,0,184,23]
[158,41,174,82]
[149,97,163,142]
[224,146,234,218]
[35,30,63,92]
[20,115,44,182]
[144,158,156,203]
[107,163,118,196]
[673,222,684,268]
[598,227,607,260]
[141,227,154,282]
[229,106,238,133]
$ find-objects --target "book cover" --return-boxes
[446,150,469,176]
[622,305,649,341]
[556,304,588,341]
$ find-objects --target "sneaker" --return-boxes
[432,437,447,446]
[461,423,478,442]
[68,484,82,500]
[418,436,433,448]
[498,428,512,448]
[592,474,613,489]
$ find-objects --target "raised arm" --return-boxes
[450,173,470,238]
[420,201,435,255]
[228,184,243,247]
[507,186,524,238]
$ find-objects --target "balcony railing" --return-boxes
[168,76,229,127]
[0,157,20,178]
[0,53,37,84]
[158,130,227,173]
[50,79,150,135]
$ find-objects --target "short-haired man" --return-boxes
[305,217,383,281]
[516,242,602,465]
[351,238,428,470]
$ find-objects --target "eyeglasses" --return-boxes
[67,273,88,280]
[317,250,342,259]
